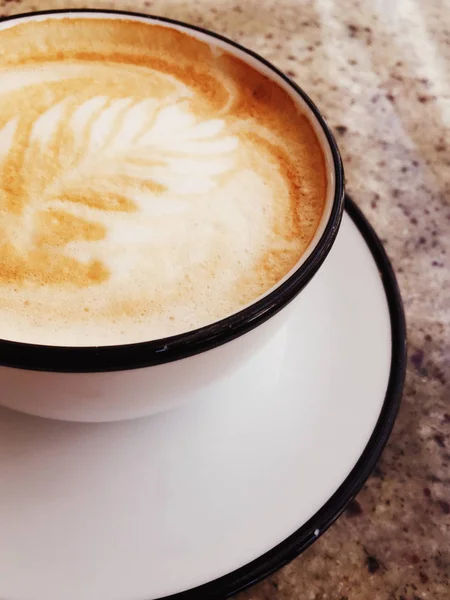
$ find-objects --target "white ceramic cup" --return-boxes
[0,9,344,422]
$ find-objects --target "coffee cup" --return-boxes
[0,9,344,421]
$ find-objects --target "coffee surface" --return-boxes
[0,17,327,345]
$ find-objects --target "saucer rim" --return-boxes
[153,195,407,600]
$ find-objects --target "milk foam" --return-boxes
[0,17,327,346]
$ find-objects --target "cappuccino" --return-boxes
[0,16,327,345]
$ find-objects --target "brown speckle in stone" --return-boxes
[410,217,418,225]
[401,166,408,172]
[366,555,381,574]
[419,571,429,584]
[411,554,420,564]
[428,475,442,483]
[411,349,424,370]
[265,33,273,39]
[349,59,358,65]
[438,500,450,514]
[288,55,295,61]
[346,498,363,516]
[434,434,445,448]
[372,465,384,479]
[418,94,433,103]
[335,125,348,135]
[371,193,380,209]
[435,371,448,384]
[233,5,243,13]
[424,333,432,341]
[412,159,419,166]
[348,24,358,37]
[398,202,410,217]
[435,144,445,152]
[286,70,296,78]
[387,93,395,102]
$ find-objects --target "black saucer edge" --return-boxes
[156,195,408,600]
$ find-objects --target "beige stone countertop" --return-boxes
[1,1,449,599]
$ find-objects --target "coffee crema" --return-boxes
[0,17,327,345]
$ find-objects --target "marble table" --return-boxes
[1,0,448,598]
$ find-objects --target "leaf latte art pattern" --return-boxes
[0,94,238,287]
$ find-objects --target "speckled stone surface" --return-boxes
[1,0,449,598]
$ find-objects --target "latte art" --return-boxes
[0,17,327,345]
[0,92,238,286]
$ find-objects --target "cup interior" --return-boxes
[0,9,344,371]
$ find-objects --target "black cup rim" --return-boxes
[0,8,345,373]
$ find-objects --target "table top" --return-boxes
[1,0,449,598]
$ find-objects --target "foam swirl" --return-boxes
[0,77,239,286]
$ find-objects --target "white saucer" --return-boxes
[0,199,406,600]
